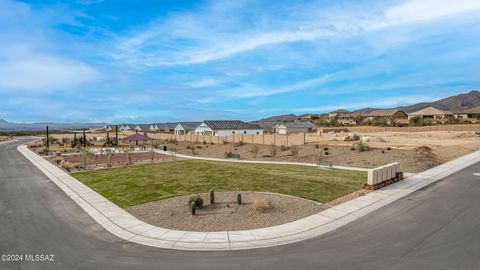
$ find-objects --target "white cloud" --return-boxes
[378,0,480,27]
[226,73,334,98]
[0,52,101,91]
[109,0,480,67]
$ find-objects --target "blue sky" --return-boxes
[1,0,480,123]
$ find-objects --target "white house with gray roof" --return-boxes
[275,121,316,134]
[174,122,201,135]
[195,120,263,136]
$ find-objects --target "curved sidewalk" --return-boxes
[18,144,480,251]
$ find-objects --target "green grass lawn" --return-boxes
[71,160,367,208]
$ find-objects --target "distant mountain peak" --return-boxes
[0,119,9,124]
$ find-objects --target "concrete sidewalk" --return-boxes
[18,144,480,251]
[154,149,370,172]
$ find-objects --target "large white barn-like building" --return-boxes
[195,120,263,136]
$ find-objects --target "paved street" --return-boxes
[1,138,480,269]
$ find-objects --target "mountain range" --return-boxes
[0,119,107,132]
[2,90,480,130]
[257,90,480,122]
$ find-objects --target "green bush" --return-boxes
[355,141,369,152]
[188,195,204,208]
[224,152,240,159]
[233,141,246,147]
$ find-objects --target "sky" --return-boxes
[1,0,480,123]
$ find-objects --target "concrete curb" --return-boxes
[0,139,18,145]
[17,144,480,251]
[153,149,370,172]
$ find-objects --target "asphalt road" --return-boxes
[1,138,480,270]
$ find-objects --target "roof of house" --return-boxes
[330,109,351,114]
[452,106,480,114]
[177,122,201,130]
[277,121,316,128]
[255,121,281,129]
[163,122,178,129]
[137,124,151,130]
[122,133,153,142]
[203,120,262,130]
[409,106,452,116]
[367,109,406,117]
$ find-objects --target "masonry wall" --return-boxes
[139,132,306,146]
[347,124,480,133]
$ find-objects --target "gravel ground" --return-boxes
[165,141,441,173]
[126,192,326,232]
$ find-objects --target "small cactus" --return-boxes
[210,190,215,204]
[237,193,242,205]
[191,202,196,215]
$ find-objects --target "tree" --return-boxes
[409,116,423,126]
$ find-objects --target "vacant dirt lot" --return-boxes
[164,140,440,173]
[57,152,178,171]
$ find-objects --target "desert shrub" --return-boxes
[249,145,259,158]
[251,199,271,212]
[52,156,64,165]
[188,195,204,208]
[315,144,320,149]
[323,147,329,151]
[355,141,369,152]
[262,154,273,158]
[324,151,329,155]
[387,147,391,151]
[290,145,299,157]
[224,152,240,158]
[61,161,75,171]
[196,145,202,149]
[234,141,246,147]
[269,144,277,157]
[165,138,177,144]
[203,141,207,144]
[280,145,291,151]
[350,146,355,151]
[381,149,385,154]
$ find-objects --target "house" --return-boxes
[119,124,132,131]
[408,106,453,120]
[148,124,160,132]
[452,106,480,120]
[161,122,178,133]
[103,125,113,131]
[328,109,356,125]
[255,121,281,133]
[194,120,263,136]
[174,122,201,135]
[275,121,316,134]
[365,109,408,123]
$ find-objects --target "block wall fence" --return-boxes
[141,132,307,146]
[347,124,480,133]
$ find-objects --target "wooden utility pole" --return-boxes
[83,129,86,148]
[46,126,49,149]
[115,125,118,147]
